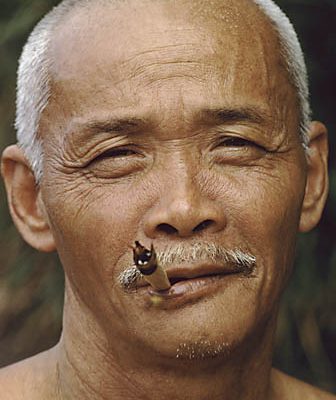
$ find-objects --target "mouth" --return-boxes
[136,263,253,305]
[168,270,237,285]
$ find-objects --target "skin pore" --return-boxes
[0,0,331,399]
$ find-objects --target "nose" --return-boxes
[143,173,227,239]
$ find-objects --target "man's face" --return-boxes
[39,0,307,359]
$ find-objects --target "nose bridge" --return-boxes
[143,154,227,238]
[171,167,203,214]
[167,153,197,200]
[160,148,203,208]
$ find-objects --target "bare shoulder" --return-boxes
[0,347,59,400]
[271,369,336,400]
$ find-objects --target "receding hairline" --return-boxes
[48,0,296,98]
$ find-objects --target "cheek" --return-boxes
[240,172,304,298]
[204,164,305,296]
[247,174,302,248]
[204,164,304,235]
[41,175,157,295]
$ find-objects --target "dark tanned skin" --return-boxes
[0,0,333,399]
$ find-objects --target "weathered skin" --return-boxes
[0,0,332,399]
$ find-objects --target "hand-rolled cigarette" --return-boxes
[133,241,171,291]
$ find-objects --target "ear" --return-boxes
[299,121,329,233]
[1,144,56,252]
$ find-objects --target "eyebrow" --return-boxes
[199,106,269,125]
[82,117,147,135]
[69,105,269,140]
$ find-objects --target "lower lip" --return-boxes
[145,273,241,308]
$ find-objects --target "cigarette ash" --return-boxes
[118,265,142,292]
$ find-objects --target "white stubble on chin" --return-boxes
[175,339,232,360]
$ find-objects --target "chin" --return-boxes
[127,294,266,364]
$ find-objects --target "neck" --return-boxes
[55,287,278,400]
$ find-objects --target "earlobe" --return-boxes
[1,144,56,252]
[299,121,329,233]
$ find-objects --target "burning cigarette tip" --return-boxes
[133,241,171,292]
[133,242,157,276]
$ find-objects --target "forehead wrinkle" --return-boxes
[51,1,258,83]
[51,0,274,83]
[119,42,201,64]
[48,0,296,141]
[65,112,151,138]
[119,42,211,68]
[115,40,217,90]
[125,59,208,84]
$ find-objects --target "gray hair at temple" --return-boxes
[15,0,312,184]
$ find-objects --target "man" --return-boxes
[0,0,333,398]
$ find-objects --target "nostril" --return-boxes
[157,223,178,235]
[193,219,214,233]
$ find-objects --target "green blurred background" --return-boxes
[0,0,335,393]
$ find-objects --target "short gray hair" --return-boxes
[15,0,311,183]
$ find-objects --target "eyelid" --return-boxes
[220,137,251,145]
[217,136,266,151]
[83,144,142,169]
[98,147,138,158]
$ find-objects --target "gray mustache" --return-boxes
[156,242,256,269]
[118,242,257,291]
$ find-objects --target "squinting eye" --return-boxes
[98,148,137,160]
[219,137,265,151]
[220,137,253,147]
[86,146,145,179]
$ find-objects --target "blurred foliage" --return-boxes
[0,0,335,394]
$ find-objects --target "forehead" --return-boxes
[48,0,294,128]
